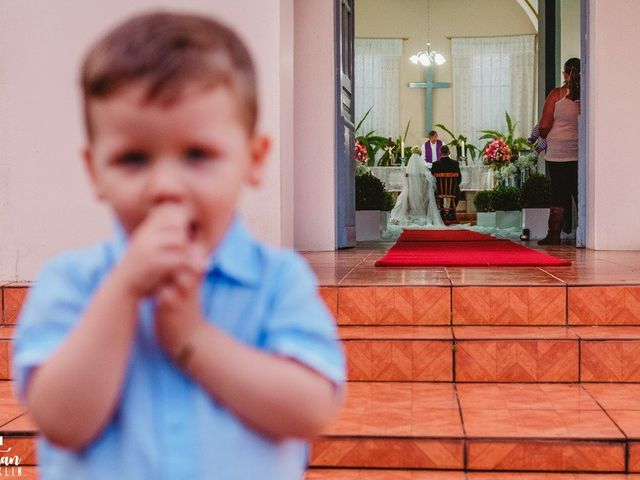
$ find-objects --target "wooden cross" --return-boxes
[408,66,450,135]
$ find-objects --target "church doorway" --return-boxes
[342,0,585,249]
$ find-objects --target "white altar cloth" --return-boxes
[370,164,492,192]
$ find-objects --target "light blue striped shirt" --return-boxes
[13,217,345,480]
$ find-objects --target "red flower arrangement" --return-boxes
[483,138,511,165]
[354,140,368,164]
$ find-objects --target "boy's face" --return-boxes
[84,85,270,251]
[429,134,438,143]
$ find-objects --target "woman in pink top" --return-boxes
[538,57,580,245]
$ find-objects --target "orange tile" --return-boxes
[446,267,564,286]
[585,383,640,410]
[0,340,9,380]
[1,412,36,432]
[570,287,640,325]
[323,383,462,437]
[453,287,492,325]
[585,384,640,438]
[602,410,640,438]
[344,340,453,381]
[580,340,640,382]
[569,287,607,325]
[0,467,38,480]
[3,287,28,325]
[468,474,628,480]
[528,287,567,325]
[463,408,622,438]
[319,287,338,318]
[338,288,376,325]
[310,438,463,469]
[457,383,605,412]
[454,326,578,339]
[631,441,640,472]
[339,326,453,340]
[467,440,625,472]
[305,469,465,480]
[338,287,450,325]
[572,326,640,339]
[0,327,14,340]
[0,437,37,465]
[453,287,566,325]
[491,287,529,324]
[455,340,578,382]
[375,288,450,325]
[607,287,640,324]
[340,264,451,287]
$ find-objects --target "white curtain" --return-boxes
[355,38,402,138]
[452,35,536,149]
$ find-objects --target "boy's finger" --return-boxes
[156,284,181,308]
[187,243,210,274]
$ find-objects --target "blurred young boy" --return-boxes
[13,11,344,480]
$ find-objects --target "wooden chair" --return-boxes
[433,172,460,224]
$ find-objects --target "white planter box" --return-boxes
[522,208,550,240]
[476,212,496,228]
[495,210,522,229]
[356,210,388,241]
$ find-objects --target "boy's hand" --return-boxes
[116,203,206,299]
[154,264,208,363]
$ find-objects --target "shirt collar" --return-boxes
[208,215,261,286]
[110,215,261,287]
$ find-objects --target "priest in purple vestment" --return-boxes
[423,130,443,166]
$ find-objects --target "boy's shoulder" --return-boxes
[217,219,316,289]
[36,240,118,291]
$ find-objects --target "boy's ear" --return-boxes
[246,134,271,187]
[83,146,105,200]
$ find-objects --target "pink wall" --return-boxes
[586,0,640,249]
[293,0,337,251]
[0,0,294,280]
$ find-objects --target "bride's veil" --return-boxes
[389,151,444,227]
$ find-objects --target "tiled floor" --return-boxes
[303,243,640,287]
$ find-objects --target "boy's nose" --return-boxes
[147,161,187,205]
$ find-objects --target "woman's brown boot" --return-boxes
[538,207,565,245]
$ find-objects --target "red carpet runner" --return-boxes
[376,229,571,267]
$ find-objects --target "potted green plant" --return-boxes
[434,123,480,162]
[493,185,522,229]
[520,173,552,240]
[355,109,411,166]
[473,189,496,227]
[355,172,390,240]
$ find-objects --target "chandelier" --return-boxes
[409,43,445,66]
[410,0,445,67]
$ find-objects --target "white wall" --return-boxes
[293,0,337,251]
[0,0,295,281]
[586,0,640,249]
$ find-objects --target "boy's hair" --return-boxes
[428,130,437,137]
[81,11,258,138]
[440,145,450,155]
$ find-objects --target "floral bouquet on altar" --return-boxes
[483,138,511,167]
[354,140,370,176]
[355,139,368,164]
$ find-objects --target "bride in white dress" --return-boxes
[390,146,445,227]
